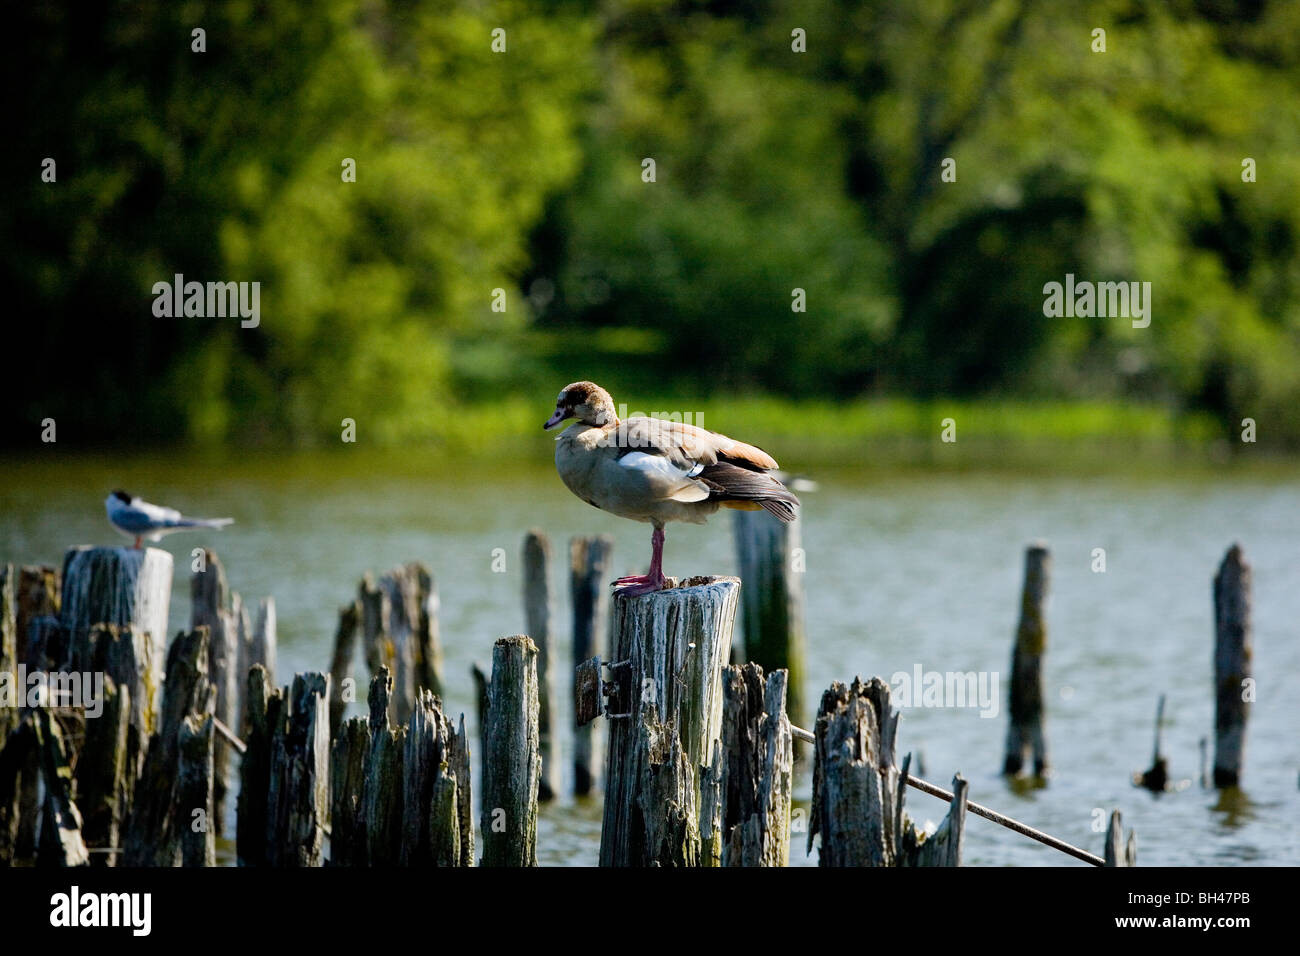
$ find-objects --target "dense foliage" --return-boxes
[5,0,1298,447]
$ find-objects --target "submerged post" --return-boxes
[570,535,612,797]
[1004,543,1050,777]
[480,636,540,867]
[1213,544,1252,788]
[732,511,807,729]
[523,531,556,803]
[599,576,740,867]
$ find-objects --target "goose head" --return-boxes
[544,381,618,430]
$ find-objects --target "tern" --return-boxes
[105,490,234,549]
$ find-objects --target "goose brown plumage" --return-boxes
[544,381,799,595]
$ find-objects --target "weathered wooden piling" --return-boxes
[702,663,793,867]
[1004,543,1050,777]
[0,718,36,865]
[481,635,540,867]
[192,550,237,832]
[1136,695,1169,792]
[1103,809,1137,866]
[732,511,807,729]
[400,689,473,866]
[34,707,89,867]
[570,535,612,796]
[328,712,370,866]
[600,576,740,867]
[327,601,361,738]
[359,564,444,725]
[0,567,16,743]
[76,671,131,864]
[252,596,277,688]
[178,713,216,866]
[362,668,405,865]
[237,664,280,866]
[809,676,966,866]
[123,628,212,867]
[523,531,556,802]
[60,545,171,734]
[266,672,330,866]
[1212,544,1252,788]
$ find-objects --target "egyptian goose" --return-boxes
[544,382,799,595]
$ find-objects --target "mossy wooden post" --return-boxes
[328,714,369,866]
[600,576,740,867]
[327,601,361,739]
[481,635,540,867]
[1103,810,1137,866]
[706,663,793,867]
[178,713,215,866]
[0,567,17,743]
[123,628,212,866]
[1213,544,1252,788]
[1003,543,1050,777]
[732,511,807,729]
[570,535,612,796]
[401,688,473,866]
[76,665,131,864]
[362,668,405,865]
[361,565,443,725]
[237,664,280,866]
[266,672,330,866]
[523,531,556,802]
[33,707,89,867]
[191,549,236,832]
[60,545,171,737]
[809,677,966,866]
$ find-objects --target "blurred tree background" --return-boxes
[4,0,1299,449]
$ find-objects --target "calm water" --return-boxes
[2,450,1297,866]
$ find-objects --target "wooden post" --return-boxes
[123,628,212,867]
[178,713,216,866]
[266,672,330,866]
[0,567,16,743]
[732,511,807,729]
[191,549,236,832]
[401,688,473,866]
[76,669,131,864]
[33,707,89,867]
[237,664,279,866]
[60,545,171,735]
[570,535,612,797]
[360,565,443,724]
[710,663,793,867]
[0,718,36,865]
[328,601,361,739]
[328,715,370,866]
[252,596,277,688]
[600,576,740,867]
[1103,809,1137,866]
[480,635,540,867]
[1136,695,1169,792]
[1003,543,1050,777]
[362,668,404,866]
[1213,544,1252,788]
[523,531,556,802]
[809,676,966,866]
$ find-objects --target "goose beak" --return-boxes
[544,407,569,430]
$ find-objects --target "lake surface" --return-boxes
[2,449,1297,866]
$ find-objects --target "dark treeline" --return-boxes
[4,0,1298,447]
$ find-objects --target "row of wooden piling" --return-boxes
[0,516,1263,867]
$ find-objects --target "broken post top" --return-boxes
[611,575,741,602]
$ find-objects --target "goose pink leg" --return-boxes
[614,525,667,595]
